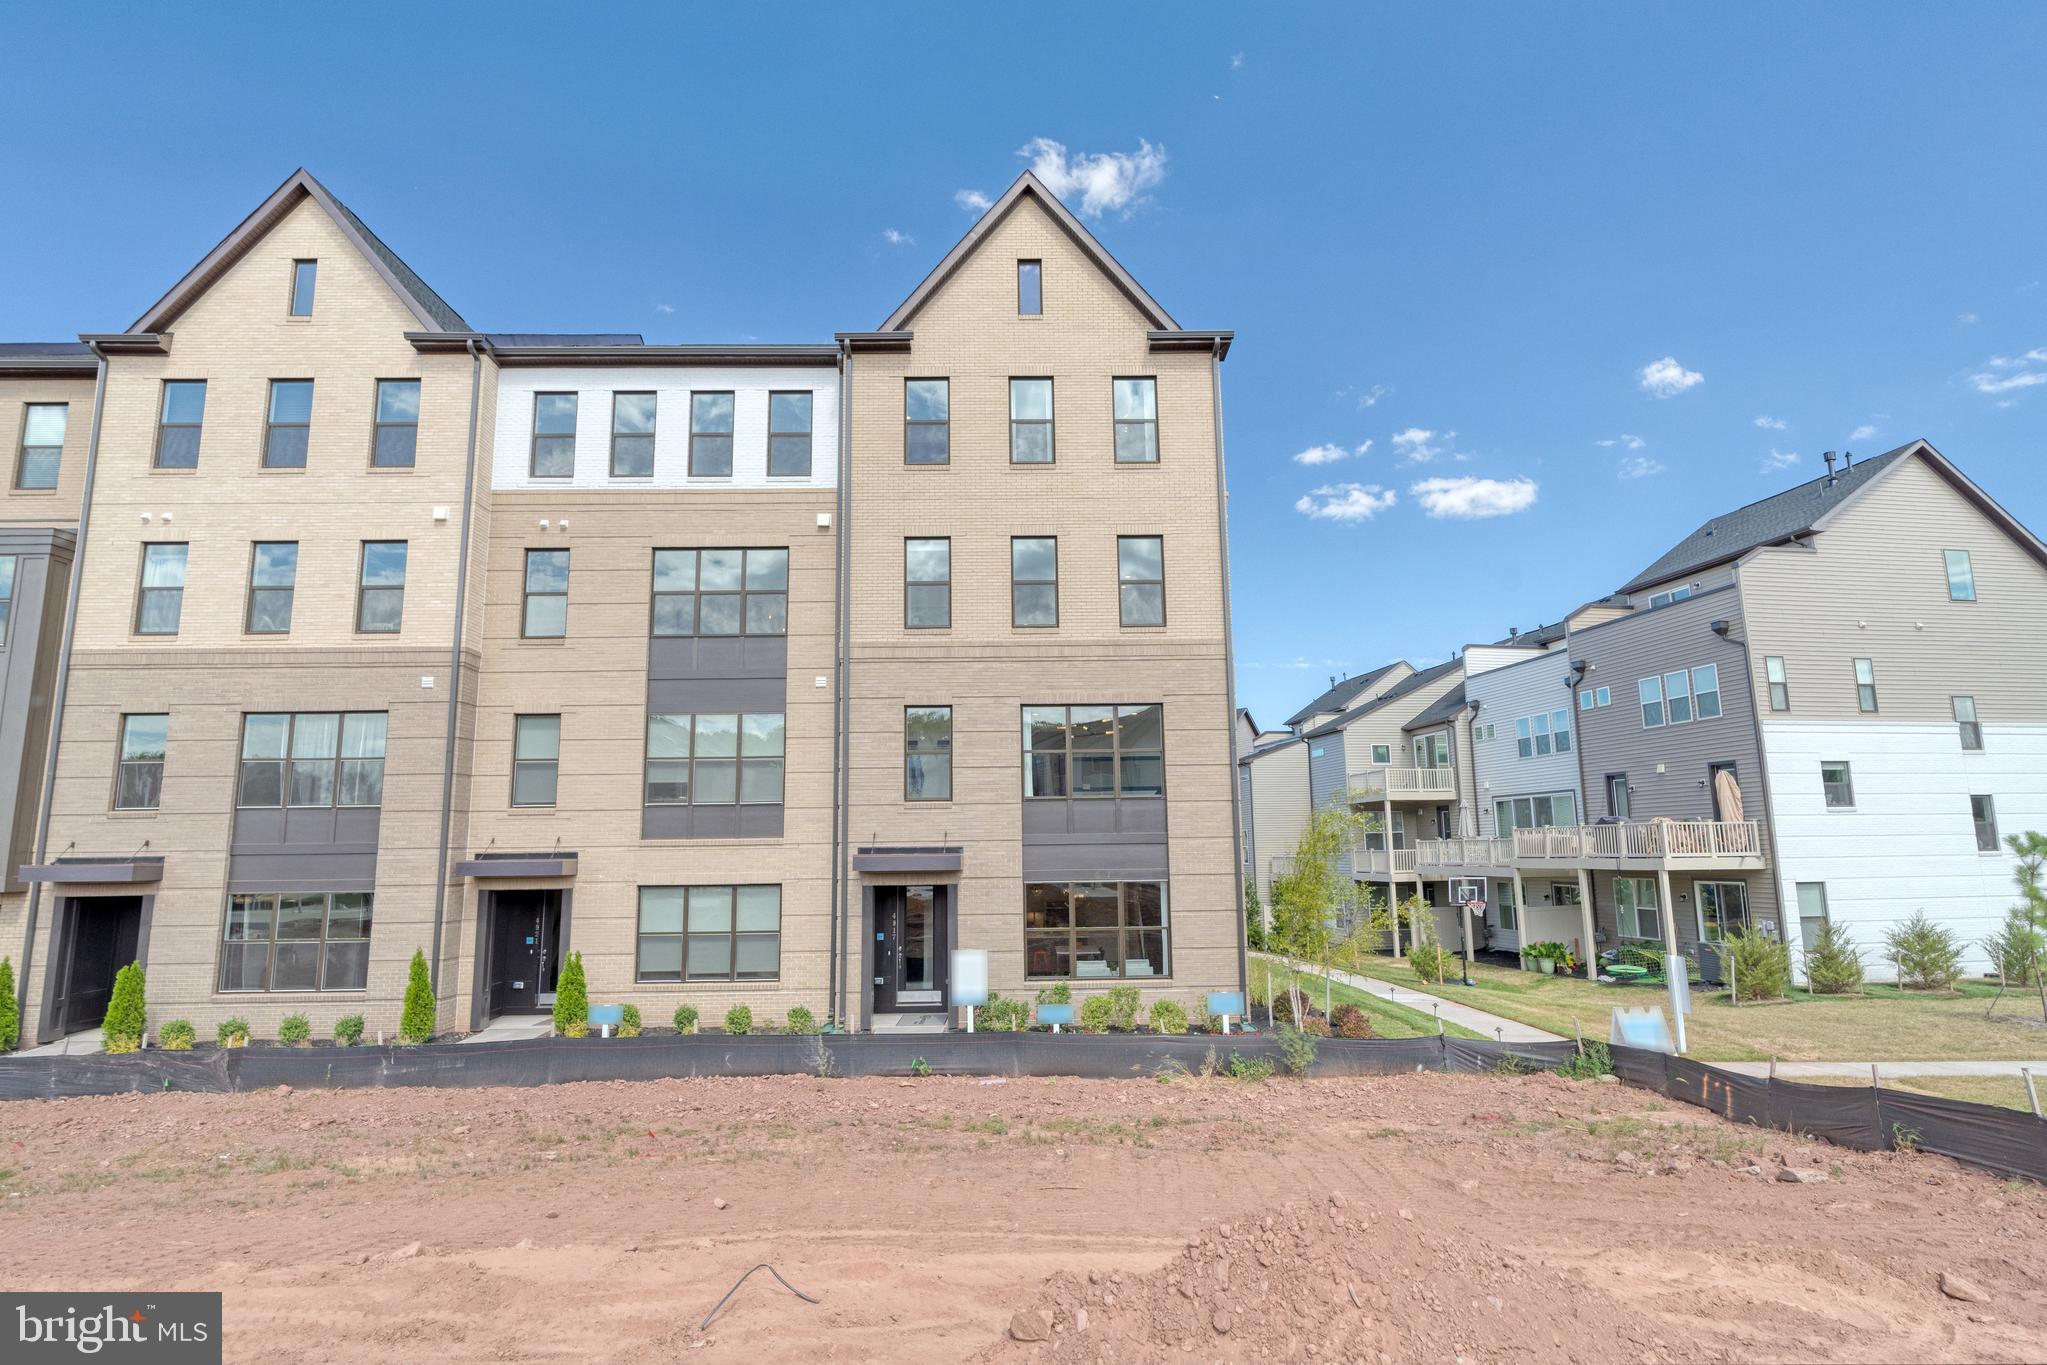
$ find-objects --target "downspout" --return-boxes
[1209,337,1249,999]
[828,344,851,1024]
[1715,577,1784,942]
[16,342,109,1036]
[427,338,486,997]
[1564,655,1598,977]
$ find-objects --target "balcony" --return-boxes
[1351,846,1418,877]
[1347,766,1457,803]
[1414,836,1513,873]
[1511,820,1764,871]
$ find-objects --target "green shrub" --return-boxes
[1226,1052,1274,1082]
[1556,1040,1613,1080]
[159,1019,196,1050]
[552,951,588,1038]
[1803,923,1866,995]
[399,949,437,1044]
[1886,911,1964,991]
[1078,993,1115,1033]
[333,1014,365,1047]
[1148,999,1189,1035]
[909,1056,933,1078]
[724,1004,753,1036]
[1103,984,1141,1031]
[277,1013,312,1047]
[0,957,18,1052]
[101,962,146,1051]
[785,1005,817,1035]
[1330,1003,1374,1039]
[1409,943,1460,985]
[1244,881,1268,952]
[1276,1024,1318,1076]
[619,1004,642,1038]
[1034,982,1072,1006]
[977,993,1029,1032]
[673,1003,700,1034]
[218,1017,251,1048]
[1982,908,2044,987]
[1724,929,1790,1002]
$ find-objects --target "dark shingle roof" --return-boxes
[1302,658,1463,738]
[1282,661,1406,728]
[323,184,470,332]
[1402,682,1469,733]
[1620,447,1912,594]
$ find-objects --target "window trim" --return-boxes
[1638,674,1664,728]
[1853,657,1878,713]
[15,401,66,490]
[1605,772,1631,820]
[635,884,782,984]
[766,390,813,479]
[262,378,314,470]
[1820,760,1855,810]
[244,540,298,636]
[529,391,578,479]
[1615,875,1662,942]
[1943,548,1976,602]
[153,379,206,470]
[1011,535,1059,628]
[641,711,786,808]
[370,379,421,469]
[1022,703,1166,800]
[512,713,562,808]
[113,712,168,812]
[1008,376,1055,465]
[1692,879,1751,944]
[133,542,189,636]
[522,547,569,639]
[648,547,789,639]
[904,537,951,630]
[609,390,658,479]
[1971,794,2000,853]
[1764,655,1789,711]
[1017,258,1043,316]
[1116,534,1165,627]
[1023,880,1171,981]
[1953,695,1983,752]
[903,378,950,466]
[217,890,374,995]
[355,540,408,635]
[1112,376,1160,464]
[904,705,953,803]
[688,389,737,478]
[288,258,318,317]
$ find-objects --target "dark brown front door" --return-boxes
[489,891,560,1016]
[873,885,947,1014]
[54,896,143,1036]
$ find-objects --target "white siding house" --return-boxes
[1465,644,1586,952]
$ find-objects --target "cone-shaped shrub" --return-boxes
[0,957,18,1052]
[553,951,588,1038]
[102,962,147,1052]
[399,949,437,1044]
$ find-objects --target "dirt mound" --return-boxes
[980,1194,1650,1364]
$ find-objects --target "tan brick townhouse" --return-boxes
[0,168,1245,1047]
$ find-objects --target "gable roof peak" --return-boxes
[879,169,1179,332]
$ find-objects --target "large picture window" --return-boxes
[1025,881,1169,980]
[1023,704,1164,798]
[644,713,785,805]
[238,712,387,808]
[1493,792,1576,834]
[651,548,788,637]
[219,891,372,992]
[636,884,781,982]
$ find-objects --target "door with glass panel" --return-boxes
[873,884,948,1013]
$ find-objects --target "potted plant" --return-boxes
[1524,941,1569,975]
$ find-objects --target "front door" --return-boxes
[53,896,143,1036]
[873,884,947,1014]
[489,890,560,1016]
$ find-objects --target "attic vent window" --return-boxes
[1018,260,1042,315]
[290,260,317,317]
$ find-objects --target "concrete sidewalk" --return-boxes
[1714,1058,2047,1080]
[1250,954,1563,1043]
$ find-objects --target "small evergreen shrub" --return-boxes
[724,1004,753,1036]
[1276,1024,1318,1076]
[1330,1002,1375,1039]
[551,951,588,1038]
[977,993,1029,1031]
[1034,982,1072,1006]
[1803,923,1866,995]
[277,1013,312,1047]
[1724,929,1791,1002]
[1982,908,2044,987]
[673,1003,700,1034]
[618,1004,642,1038]
[218,1017,252,1048]
[1078,993,1115,1033]
[159,1019,196,1050]
[101,962,147,1052]
[399,949,437,1044]
[1886,911,1964,991]
[333,1014,365,1047]
[1103,984,1141,1031]
[0,957,18,1052]
[1148,999,1189,1035]
[785,1005,817,1035]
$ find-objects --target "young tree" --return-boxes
[1268,804,1373,1025]
[2006,831,2047,1023]
[552,950,589,1038]
[101,962,147,1053]
[0,957,17,1053]
[399,948,437,1044]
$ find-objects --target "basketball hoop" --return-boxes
[1450,877,1486,914]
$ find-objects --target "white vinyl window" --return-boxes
[1615,876,1661,942]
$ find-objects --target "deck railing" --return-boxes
[1414,836,1514,869]
[1511,820,1762,862]
[1346,766,1457,800]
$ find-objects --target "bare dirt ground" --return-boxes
[1,1072,2042,1364]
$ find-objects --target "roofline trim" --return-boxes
[1807,440,2047,572]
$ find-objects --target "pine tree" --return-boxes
[101,962,147,1052]
[0,957,19,1053]
[553,950,589,1038]
[399,948,437,1044]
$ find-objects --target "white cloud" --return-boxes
[1638,356,1704,398]
[654,302,675,315]
[954,189,992,214]
[1409,476,1538,519]
[1294,483,1397,521]
[1753,415,1788,431]
[1353,383,1390,409]
[1849,423,1877,442]
[1617,455,1665,480]
[1957,312,1980,325]
[1292,441,1370,466]
[881,228,914,246]
[1018,137,1168,219]
[1761,448,1802,472]
[1596,433,1646,450]
[1390,427,1465,464]
[1971,371,2047,395]
[1230,51,1245,69]
[1967,348,2047,398]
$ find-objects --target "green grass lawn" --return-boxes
[1319,955,2047,1062]
[1796,1073,2043,1113]
[1247,962,1485,1041]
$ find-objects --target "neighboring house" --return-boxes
[1282,661,1411,734]
[4,166,1245,1047]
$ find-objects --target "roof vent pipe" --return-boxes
[1822,451,1837,487]
[1842,449,1853,469]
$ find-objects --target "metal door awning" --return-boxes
[455,852,578,878]
[852,845,963,874]
[19,857,165,885]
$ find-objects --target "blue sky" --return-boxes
[4,4,2043,727]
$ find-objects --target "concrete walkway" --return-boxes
[455,1016,552,1045]
[1714,1058,2047,1080]
[21,1028,105,1057]
[1250,954,1563,1043]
